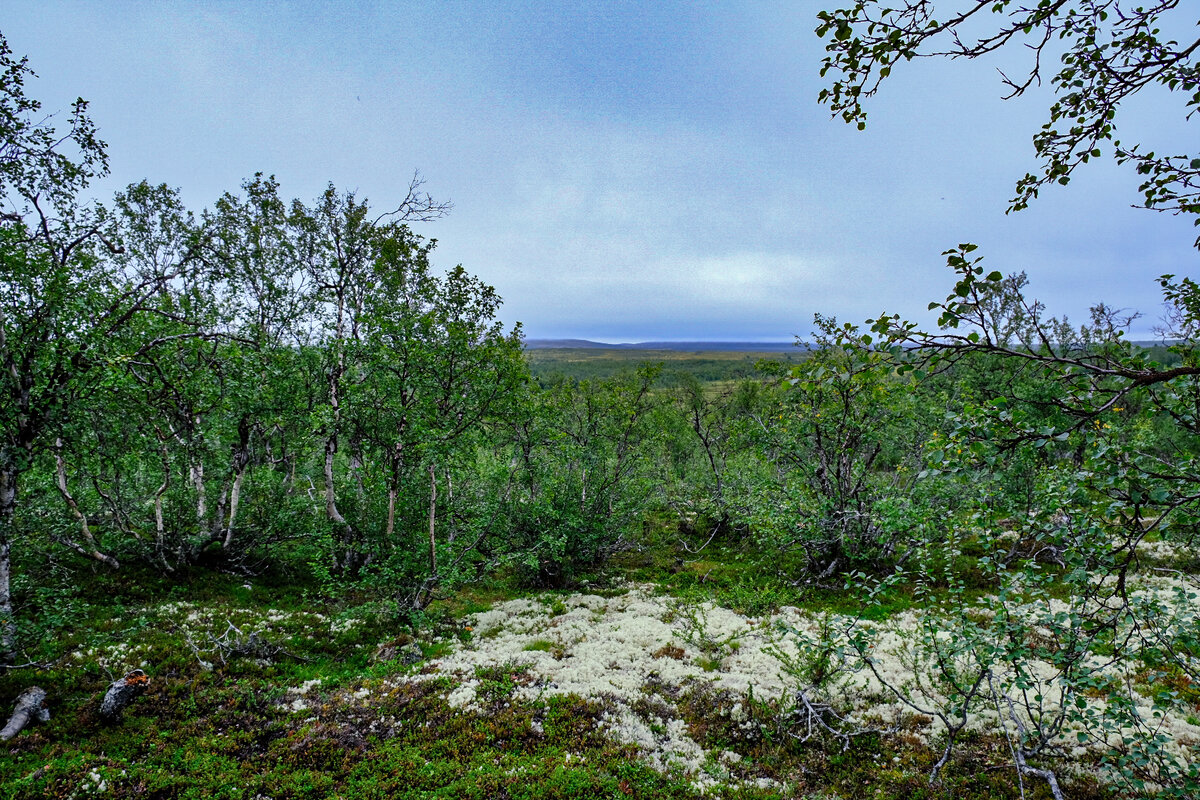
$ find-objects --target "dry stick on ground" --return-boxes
[0,686,49,740]
[679,519,722,558]
[183,621,309,670]
[787,687,898,752]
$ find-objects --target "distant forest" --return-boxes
[525,347,800,383]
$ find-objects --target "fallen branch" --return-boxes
[0,686,49,740]
[787,688,898,752]
[183,621,308,670]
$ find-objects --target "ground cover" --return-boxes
[7,534,1190,799]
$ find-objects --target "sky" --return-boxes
[5,1,1196,341]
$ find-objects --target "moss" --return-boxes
[522,639,563,659]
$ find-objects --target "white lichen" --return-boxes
[404,578,1200,790]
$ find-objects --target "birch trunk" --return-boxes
[210,483,228,541]
[445,469,456,544]
[324,437,347,525]
[191,460,207,528]
[54,439,119,569]
[386,485,397,540]
[223,466,246,550]
[385,441,404,539]
[0,467,15,664]
[428,463,437,576]
[349,437,365,499]
[153,444,172,570]
[222,422,253,550]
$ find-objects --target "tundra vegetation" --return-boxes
[3,3,1200,798]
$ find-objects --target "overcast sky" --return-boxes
[6,1,1196,341]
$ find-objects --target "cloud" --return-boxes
[7,1,1194,341]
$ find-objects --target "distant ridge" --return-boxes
[524,339,797,352]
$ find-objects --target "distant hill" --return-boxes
[524,339,798,352]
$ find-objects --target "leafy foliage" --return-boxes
[504,367,662,587]
[816,1,1200,236]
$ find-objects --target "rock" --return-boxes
[100,669,149,721]
[374,641,423,666]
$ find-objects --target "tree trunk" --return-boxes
[324,435,357,574]
[223,467,246,550]
[153,444,173,572]
[210,483,228,541]
[445,469,455,544]
[324,309,348,530]
[223,421,253,551]
[385,442,404,540]
[428,463,437,577]
[54,439,119,569]
[324,437,347,526]
[191,459,207,529]
[0,686,48,740]
[0,467,14,665]
[349,435,365,499]
[386,485,397,539]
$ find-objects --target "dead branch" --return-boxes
[183,621,308,670]
[0,686,48,740]
[786,688,897,751]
